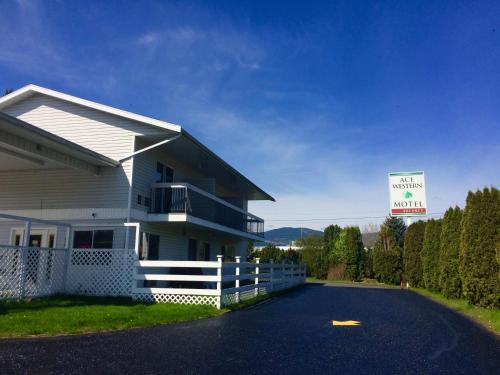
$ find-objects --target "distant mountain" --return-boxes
[257,227,323,246]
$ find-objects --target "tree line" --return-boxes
[402,187,498,308]
[272,186,498,309]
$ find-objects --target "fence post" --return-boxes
[254,258,260,297]
[216,255,223,309]
[269,259,274,293]
[235,256,241,303]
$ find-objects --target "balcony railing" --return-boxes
[150,183,264,237]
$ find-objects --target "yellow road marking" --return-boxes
[332,320,361,326]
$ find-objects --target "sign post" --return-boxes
[388,171,427,222]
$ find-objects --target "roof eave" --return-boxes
[181,129,275,202]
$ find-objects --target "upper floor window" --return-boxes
[156,162,174,183]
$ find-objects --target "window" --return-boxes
[156,162,174,183]
[225,245,236,261]
[137,194,142,205]
[73,231,93,248]
[73,230,113,249]
[198,242,211,261]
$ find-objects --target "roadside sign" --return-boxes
[388,171,427,217]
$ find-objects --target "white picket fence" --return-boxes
[132,256,306,308]
[0,246,306,308]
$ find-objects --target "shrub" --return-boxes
[421,219,442,291]
[439,207,463,298]
[460,188,499,308]
[403,220,426,287]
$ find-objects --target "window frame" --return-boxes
[72,229,114,249]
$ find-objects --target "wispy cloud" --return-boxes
[2,1,498,230]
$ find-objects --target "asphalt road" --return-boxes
[0,284,499,374]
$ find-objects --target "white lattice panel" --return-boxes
[66,249,135,297]
[0,247,22,299]
[23,248,66,298]
[133,293,218,307]
[0,246,66,300]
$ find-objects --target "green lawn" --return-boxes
[0,296,224,338]
[411,288,500,335]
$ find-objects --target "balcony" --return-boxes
[150,183,264,238]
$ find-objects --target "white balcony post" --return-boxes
[22,221,31,246]
[235,256,241,303]
[269,259,274,292]
[216,255,223,309]
[254,258,260,297]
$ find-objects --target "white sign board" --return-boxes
[388,171,427,217]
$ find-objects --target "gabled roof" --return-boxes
[0,84,181,133]
[0,84,275,201]
[0,112,119,173]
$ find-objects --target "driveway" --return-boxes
[0,284,498,374]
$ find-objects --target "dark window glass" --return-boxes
[48,234,55,248]
[147,234,160,260]
[188,239,197,261]
[73,231,93,248]
[156,162,174,183]
[137,194,142,205]
[93,230,113,249]
[204,243,211,261]
[144,197,151,207]
[164,166,174,182]
[156,162,164,183]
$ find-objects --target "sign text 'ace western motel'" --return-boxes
[388,171,427,217]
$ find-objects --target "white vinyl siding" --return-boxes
[0,93,176,212]
[2,93,167,160]
[0,168,128,210]
[139,223,248,261]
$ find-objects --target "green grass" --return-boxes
[411,288,500,335]
[0,296,223,338]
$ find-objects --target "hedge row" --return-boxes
[403,187,499,308]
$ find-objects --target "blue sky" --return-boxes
[1,0,499,230]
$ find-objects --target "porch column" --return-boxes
[18,220,31,300]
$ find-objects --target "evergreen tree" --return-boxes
[324,224,342,264]
[421,219,442,291]
[337,226,364,280]
[403,220,426,287]
[362,247,374,278]
[460,188,499,308]
[439,207,463,298]
[372,225,403,284]
[297,235,327,279]
[384,216,407,248]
